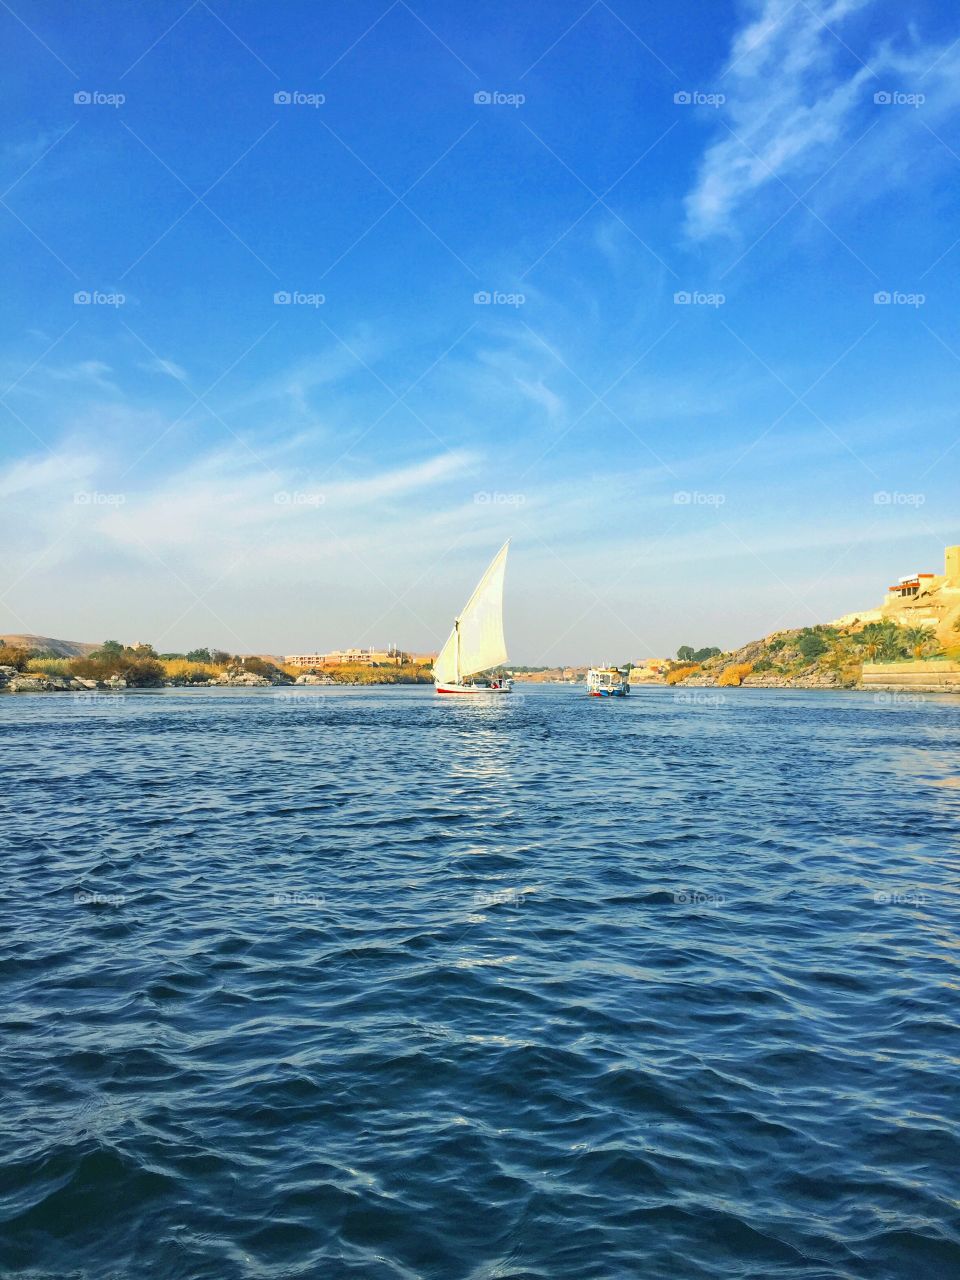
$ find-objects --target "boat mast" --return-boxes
[454,619,460,684]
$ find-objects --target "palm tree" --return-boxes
[903,626,932,660]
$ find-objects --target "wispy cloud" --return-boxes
[139,356,188,382]
[43,360,118,393]
[0,444,482,568]
[0,449,97,501]
[235,343,381,418]
[684,0,960,239]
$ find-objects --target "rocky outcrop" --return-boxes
[676,667,840,690]
[743,673,839,688]
[1,665,293,693]
[6,674,53,691]
[0,665,117,693]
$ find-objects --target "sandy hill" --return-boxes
[0,634,100,657]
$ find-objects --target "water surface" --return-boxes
[2,685,959,1278]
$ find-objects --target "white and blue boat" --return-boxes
[587,667,630,697]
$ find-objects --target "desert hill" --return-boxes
[0,634,100,658]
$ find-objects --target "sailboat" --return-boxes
[434,541,512,695]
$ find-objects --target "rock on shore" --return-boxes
[0,665,129,693]
[678,671,840,689]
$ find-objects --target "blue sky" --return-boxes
[1,0,958,662]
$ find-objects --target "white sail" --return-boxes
[433,626,459,684]
[433,541,509,683]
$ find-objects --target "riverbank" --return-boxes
[0,669,433,693]
[0,639,435,693]
[638,618,960,693]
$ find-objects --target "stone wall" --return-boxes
[862,660,960,692]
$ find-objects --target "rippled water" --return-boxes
[2,685,959,1278]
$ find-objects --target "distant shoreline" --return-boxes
[4,679,960,699]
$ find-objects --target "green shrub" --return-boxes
[677,645,721,662]
[69,643,164,687]
[797,629,829,661]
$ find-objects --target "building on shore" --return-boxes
[628,658,670,683]
[830,544,960,632]
[285,645,409,669]
[880,544,960,629]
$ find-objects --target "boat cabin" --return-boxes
[587,667,630,696]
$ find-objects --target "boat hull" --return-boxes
[435,683,511,695]
[589,687,628,697]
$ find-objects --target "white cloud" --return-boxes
[43,360,118,393]
[140,356,189,383]
[236,344,381,418]
[685,0,960,238]
[0,444,482,569]
[0,449,97,502]
[514,376,564,419]
[319,450,478,504]
[3,436,955,659]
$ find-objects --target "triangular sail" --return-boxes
[433,626,458,684]
[433,542,509,683]
[458,541,509,677]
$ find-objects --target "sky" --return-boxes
[1,0,958,664]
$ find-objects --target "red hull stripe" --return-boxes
[435,687,509,694]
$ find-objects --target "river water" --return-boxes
[2,685,959,1278]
